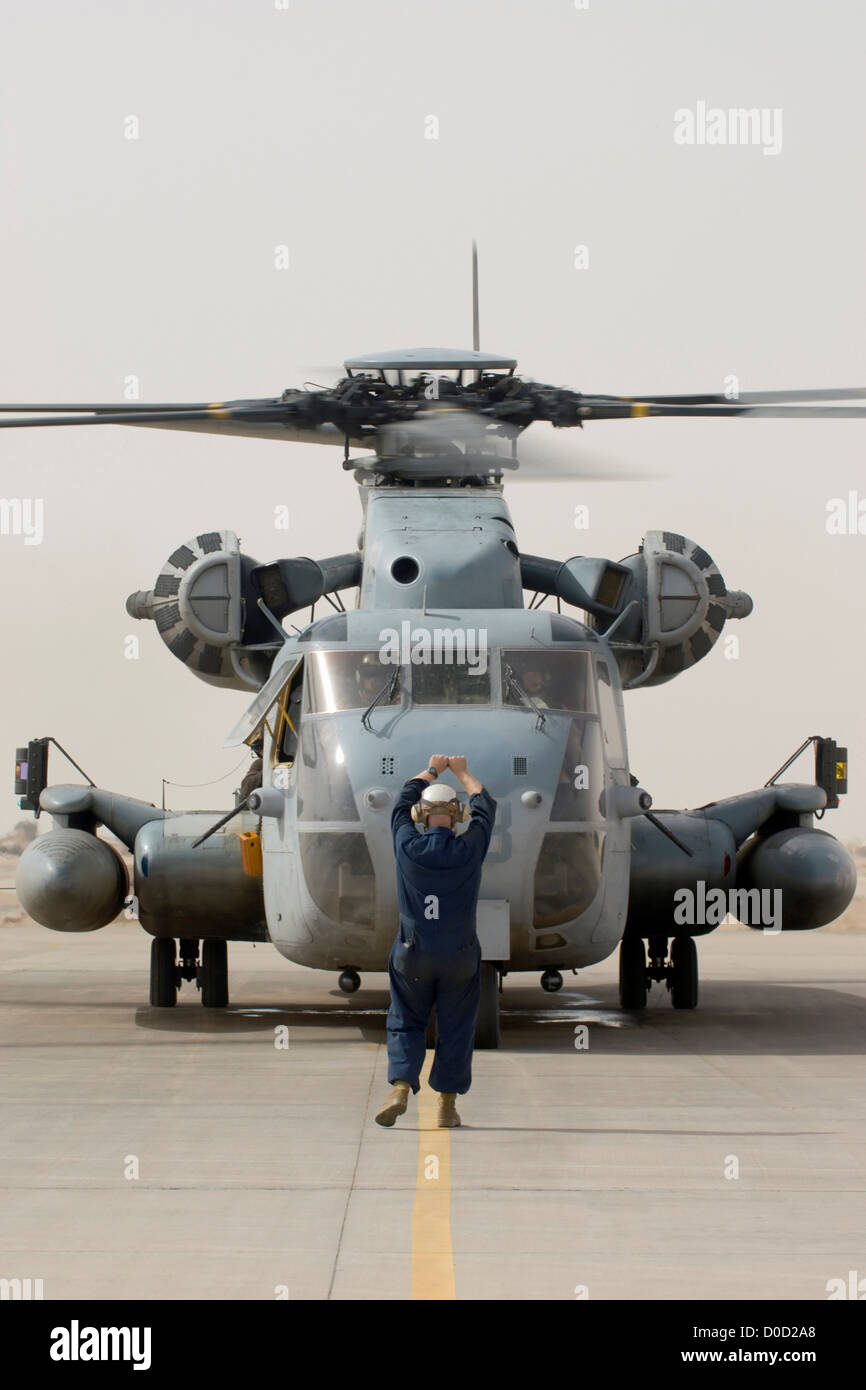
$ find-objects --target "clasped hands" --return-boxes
[428,754,467,775]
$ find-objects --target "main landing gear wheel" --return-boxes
[199,939,229,1008]
[670,936,698,1010]
[150,937,177,1008]
[474,962,501,1049]
[619,935,648,1010]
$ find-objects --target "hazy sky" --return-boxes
[1,0,865,839]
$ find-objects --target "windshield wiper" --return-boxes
[504,663,546,729]
[361,667,400,729]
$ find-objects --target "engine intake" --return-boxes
[127,532,361,692]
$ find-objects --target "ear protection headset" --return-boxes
[410,783,469,826]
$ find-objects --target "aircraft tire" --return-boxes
[201,939,229,1008]
[474,962,500,1049]
[670,936,698,1009]
[619,935,647,1010]
[150,937,177,1008]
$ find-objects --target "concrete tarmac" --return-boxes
[0,923,864,1301]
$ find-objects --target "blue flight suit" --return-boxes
[386,777,497,1094]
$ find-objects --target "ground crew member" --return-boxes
[375,754,497,1129]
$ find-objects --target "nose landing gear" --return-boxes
[338,968,361,994]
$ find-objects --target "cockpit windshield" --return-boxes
[501,650,594,713]
[302,647,595,713]
[411,663,491,705]
[304,651,402,714]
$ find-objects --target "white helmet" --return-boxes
[411,782,469,827]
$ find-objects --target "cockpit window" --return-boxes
[533,832,604,926]
[411,662,491,705]
[501,650,593,713]
[298,720,359,821]
[304,651,401,713]
[550,720,604,821]
[595,660,626,765]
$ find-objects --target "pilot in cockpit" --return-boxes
[519,662,552,709]
[356,652,390,703]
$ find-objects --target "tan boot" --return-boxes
[437,1092,461,1128]
[375,1080,411,1127]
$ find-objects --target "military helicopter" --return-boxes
[8,252,859,1047]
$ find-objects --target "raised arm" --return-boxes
[447,756,483,797]
[447,756,496,856]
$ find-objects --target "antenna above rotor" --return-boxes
[472,240,480,353]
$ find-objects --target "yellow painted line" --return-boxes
[411,1053,456,1300]
[630,402,650,417]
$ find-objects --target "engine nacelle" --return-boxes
[736,827,856,929]
[593,530,752,689]
[126,532,361,692]
[125,530,268,692]
[16,829,128,932]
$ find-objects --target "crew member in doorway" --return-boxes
[279,682,303,762]
[375,754,496,1129]
[240,736,264,801]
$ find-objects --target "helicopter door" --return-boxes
[223,654,303,749]
[272,663,304,767]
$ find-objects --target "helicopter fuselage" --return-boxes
[259,605,632,974]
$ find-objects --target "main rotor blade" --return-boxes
[577,399,866,420]
[585,387,866,407]
[0,398,363,445]
[0,407,262,427]
[3,380,865,447]
[0,401,216,412]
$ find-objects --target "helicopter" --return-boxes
[7,253,859,1048]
